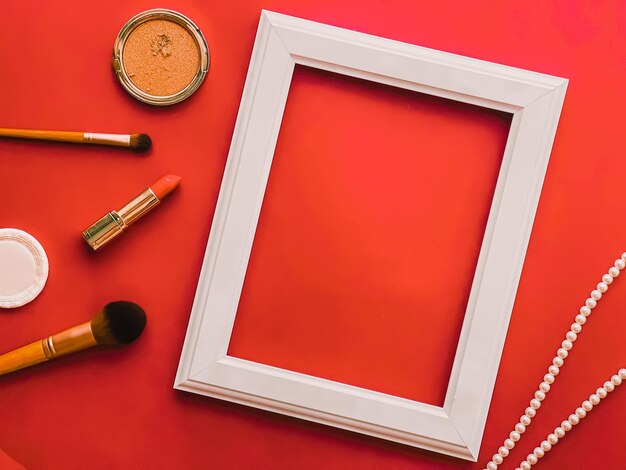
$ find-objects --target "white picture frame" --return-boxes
[175,10,567,461]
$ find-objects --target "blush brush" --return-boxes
[0,301,146,376]
[0,128,151,151]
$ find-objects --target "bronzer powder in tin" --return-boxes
[123,19,200,96]
[113,9,209,105]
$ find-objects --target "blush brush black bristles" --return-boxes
[129,133,152,152]
[90,301,147,345]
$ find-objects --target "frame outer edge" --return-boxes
[175,10,568,462]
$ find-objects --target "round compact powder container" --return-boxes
[0,228,49,309]
[113,9,209,105]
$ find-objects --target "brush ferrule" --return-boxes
[84,132,131,147]
[42,336,58,359]
[49,321,97,357]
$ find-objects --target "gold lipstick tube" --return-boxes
[82,188,160,250]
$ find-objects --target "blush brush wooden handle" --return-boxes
[0,322,96,376]
[0,301,146,377]
[0,128,151,151]
[0,340,54,375]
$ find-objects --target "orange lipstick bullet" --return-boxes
[82,175,181,250]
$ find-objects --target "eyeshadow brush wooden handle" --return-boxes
[0,128,151,151]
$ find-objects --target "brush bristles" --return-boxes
[90,301,146,345]
[129,133,152,151]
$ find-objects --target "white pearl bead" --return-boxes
[619,369,626,380]
[520,415,532,426]
[566,331,578,342]
[533,447,545,458]
[487,462,497,470]
[557,347,568,358]
[562,339,573,350]
[575,314,587,325]
[585,298,597,309]
[527,454,538,465]
[548,365,560,376]
[510,431,521,442]
[609,267,620,277]
[539,382,551,393]
[580,306,592,317]
[530,399,541,409]
[493,454,504,465]
[582,400,593,411]
[515,423,527,434]
[553,357,564,368]
[597,282,608,293]
[615,258,625,269]
[575,407,586,419]
[504,438,515,449]
[621,252,626,261]
[521,462,531,470]
[590,289,602,300]
[604,381,615,392]
[602,274,613,284]
[555,427,566,438]
[534,390,546,401]
[611,375,622,386]
[525,407,537,418]
[561,420,573,431]
[571,323,582,333]
[589,394,601,405]
[568,414,580,425]
[499,445,510,456]
[541,440,552,452]
[544,373,555,384]
[547,433,559,445]
[597,388,608,398]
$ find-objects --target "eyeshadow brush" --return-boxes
[0,301,146,377]
[0,128,152,151]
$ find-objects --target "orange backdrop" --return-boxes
[1,1,625,469]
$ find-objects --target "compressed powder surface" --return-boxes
[123,19,200,96]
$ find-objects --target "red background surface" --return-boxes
[1,1,625,469]
[229,67,511,406]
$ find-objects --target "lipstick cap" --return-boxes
[82,212,126,250]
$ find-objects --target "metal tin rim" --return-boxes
[113,9,210,106]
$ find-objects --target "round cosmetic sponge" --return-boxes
[0,228,48,308]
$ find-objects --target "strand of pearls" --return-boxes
[514,369,625,470]
[482,253,626,470]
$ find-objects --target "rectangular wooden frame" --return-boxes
[175,10,567,461]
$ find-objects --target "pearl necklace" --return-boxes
[482,253,626,470]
